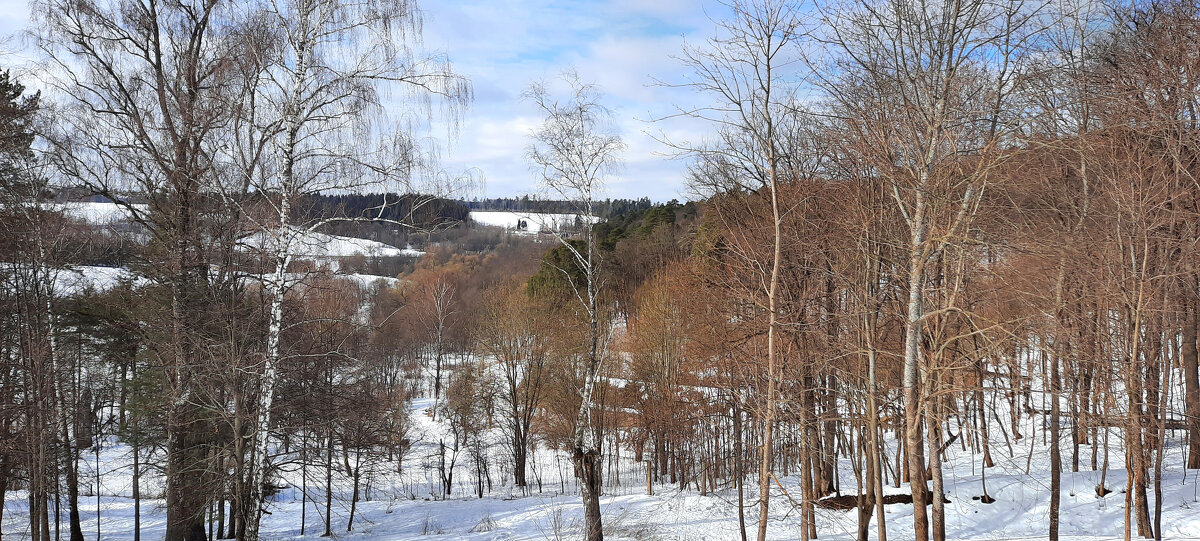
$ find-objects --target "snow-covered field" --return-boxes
[240,230,424,259]
[52,265,142,294]
[51,201,425,260]
[6,389,1200,540]
[53,201,147,224]
[51,201,602,239]
[48,265,399,298]
[469,210,598,233]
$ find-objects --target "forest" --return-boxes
[3,0,1200,540]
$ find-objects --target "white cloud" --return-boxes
[417,0,729,201]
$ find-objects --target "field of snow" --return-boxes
[49,202,425,261]
[341,273,403,289]
[52,265,142,295]
[6,379,1200,541]
[469,210,599,233]
[241,231,425,259]
[53,201,146,224]
[47,265,399,298]
[290,232,424,259]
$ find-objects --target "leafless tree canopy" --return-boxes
[5,1,1200,541]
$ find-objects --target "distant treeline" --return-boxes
[296,193,470,225]
[466,196,656,218]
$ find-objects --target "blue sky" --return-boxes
[420,0,726,202]
[0,0,728,202]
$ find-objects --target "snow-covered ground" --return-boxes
[6,387,1200,540]
[47,265,400,297]
[50,201,602,240]
[50,201,424,260]
[52,201,147,224]
[340,273,403,289]
[240,230,424,259]
[12,256,1200,540]
[51,265,141,294]
[469,211,598,234]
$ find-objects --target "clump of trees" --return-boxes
[5,1,1200,541]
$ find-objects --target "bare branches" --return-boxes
[522,71,621,541]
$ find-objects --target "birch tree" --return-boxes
[524,71,623,541]
[231,0,470,536]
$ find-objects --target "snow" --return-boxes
[51,203,601,238]
[469,211,599,233]
[289,232,424,259]
[8,383,1200,541]
[52,265,142,295]
[5,343,1200,541]
[341,273,403,289]
[240,230,425,259]
[53,201,146,224]
[48,266,398,298]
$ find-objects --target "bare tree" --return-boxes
[33,1,251,538]
[224,0,471,536]
[524,71,624,541]
[819,0,1038,537]
[665,1,806,539]
[422,274,457,410]
[476,280,550,490]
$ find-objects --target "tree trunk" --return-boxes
[1183,298,1200,469]
[1127,378,1152,538]
[1050,263,1066,541]
[903,238,930,541]
[322,431,333,538]
[798,425,814,541]
[926,399,947,541]
[133,417,141,541]
[514,426,528,488]
[65,447,84,541]
[165,237,211,541]
[347,454,360,532]
[300,438,307,537]
[574,447,603,541]
[757,143,783,541]
[734,401,748,541]
[857,421,875,541]
[246,254,287,541]
[1050,347,1062,540]
[0,456,7,541]
[867,347,888,541]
